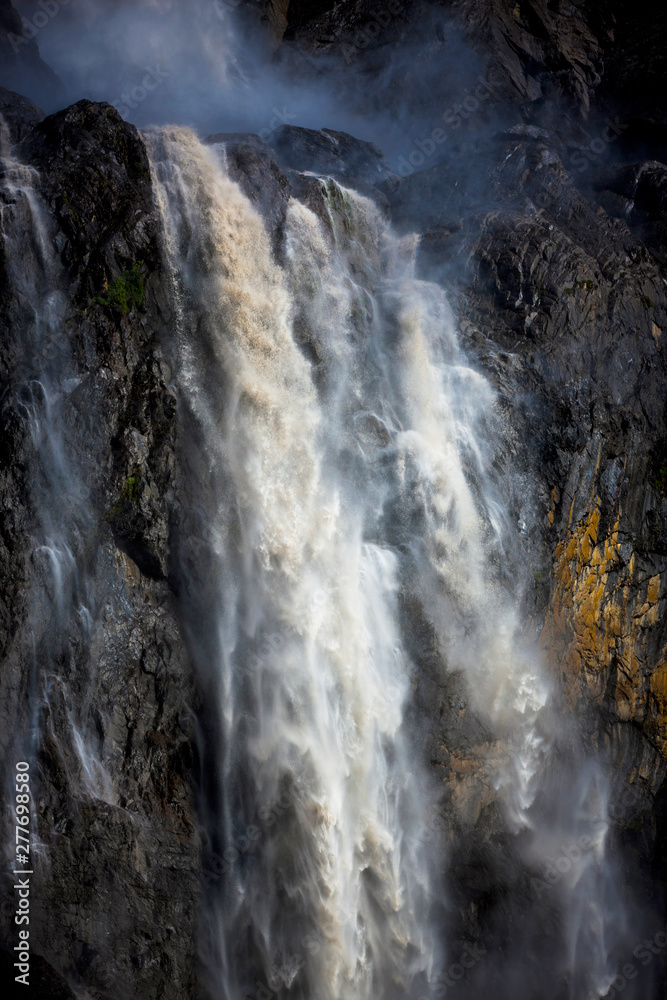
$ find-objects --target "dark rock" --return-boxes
[18,100,157,304]
[589,159,667,265]
[257,0,607,150]
[267,124,399,199]
[595,1,667,162]
[246,0,667,167]
[0,85,43,146]
[0,99,200,999]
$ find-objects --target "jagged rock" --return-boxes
[267,124,399,198]
[0,85,43,145]
[18,100,158,304]
[0,98,199,999]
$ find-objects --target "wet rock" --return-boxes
[267,124,399,199]
[0,100,200,999]
[18,100,158,304]
[30,549,200,1000]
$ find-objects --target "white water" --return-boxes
[144,126,624,1000]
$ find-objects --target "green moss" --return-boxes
[642,294,655,310]
[107,475,141,521]
[60,194,80,220]
[321,180,357,238]
[655,463,667,495]
[95,263,144,316]
[122,475,140,503]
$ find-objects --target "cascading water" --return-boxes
[146,127,633,1000]
[147,127,443,1000]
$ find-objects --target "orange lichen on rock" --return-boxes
[541,498,667,755]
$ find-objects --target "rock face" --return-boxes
[1,1,667,997]
[403,130,667,954]
[393,128,667,750]
[267,124,396,194]
[0,86,43,146]
[0,101,199,998]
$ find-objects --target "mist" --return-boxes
[11,0,513,166]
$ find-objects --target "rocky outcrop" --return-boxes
[267,124,398,200]
[0,101,199,998]
[249,0,667,169]
[0,85,43,146]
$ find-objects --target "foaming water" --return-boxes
[146,127,630,1000]
[148,126,443,1000]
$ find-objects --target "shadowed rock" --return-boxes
[0,85,43,145]
[0,0,65,110]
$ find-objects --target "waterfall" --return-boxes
[147,126,442,1000]
[0,110,635,997]
[146,127,629,1000]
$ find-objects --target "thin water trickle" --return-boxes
[0,140,109,800]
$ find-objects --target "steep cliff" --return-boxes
[1,0,667,997]
[0,101,199,998]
